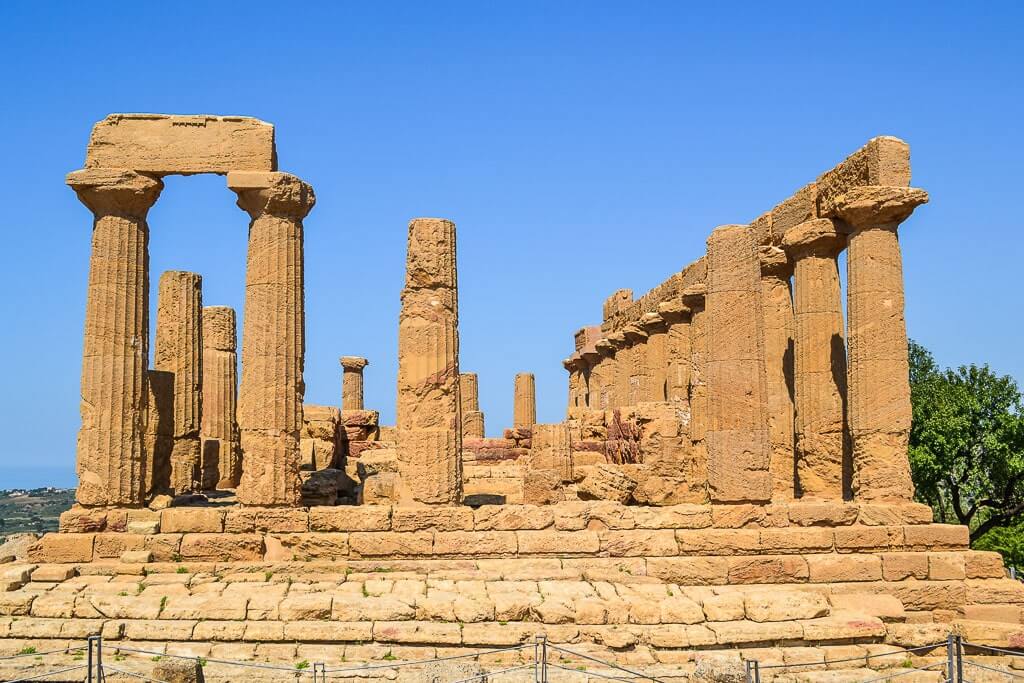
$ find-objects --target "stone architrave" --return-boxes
[396,218,463,505]
[680,286,707,455]
[154,271,203,494]
[201,306,240,489]
[759,246,796,500]
[340,356,369,411]
[513,373,537,428]
[67,169,163,507]
[640,313,668,403]
[704,225,771,503]
[229,171,315,506]
[782,220,849,500]
[823,183,928,501]
[460,372,485,439]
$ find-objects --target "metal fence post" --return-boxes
[956,635,964,683]
[745,660,753,683]
[754,659,761,683]
[313,661,325,683]
[946,634,956,683]
[87,636,94,683]
[541,634,548,683]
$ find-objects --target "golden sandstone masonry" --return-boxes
[15,119,1018,677]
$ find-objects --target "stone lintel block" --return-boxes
[472,505,555,531]
[806,553,882,583]
[308,506,392,533]
[759,528,835,554]
[432,531,517,556]
[786,502,859,527]
[59,508,110,533]
[727,555,809,584]
[160,507,225,533]
[902,524,969,551]
[598,529,678,556]
[224,508,310,533]
[816,136,911,213]
[373,620,462,645]
[676,529,760,555]
[86,113,275,175]
[516,530,600,555]
[857,503,934,526]
[27,534,95,564]
[833,526,894,553]
[965,551,1007,579]
[178,533,264,562]
[391,507,474,532]
[348,532,433,558]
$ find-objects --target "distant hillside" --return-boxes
[0,488,74,540]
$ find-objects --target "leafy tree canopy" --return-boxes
[909,341,1024,555]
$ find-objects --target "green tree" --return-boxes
[908,341,1024,550]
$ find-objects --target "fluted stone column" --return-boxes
[607,332,629,408]
[460,372,485,438]
[229,171,315,506]
[705,225,770,503]
[640,313,668,402]
[623,323,649,405]
[783,220,849,499]
[660,300,691,408]
[155,271,204,494]
[201,306,240,489]
[681,286,707,457]
[825,185,928,501]
[579,342,602,409]
[562,355,585,413]
[396,218,462,504]
[513,372,537,428]
[759,246,797,500]
[594,340,616,409]
[340,356,368,411]
[67,169,162,507]
[145,370,174,497]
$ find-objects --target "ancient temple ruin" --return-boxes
[3,115,1023,678]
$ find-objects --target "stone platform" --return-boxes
[3,501,1023,680]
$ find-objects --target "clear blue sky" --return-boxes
[1,2,1021,488]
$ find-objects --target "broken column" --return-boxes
[513,372,537,429]
[396,217,463,505]
[823,181,928,501]
[782,220,848,499]
[759,246,797,500]
[229,172,315,506]
[67,169,162,507]
[705,225,770,502]
[201,306,240,489]
[460,372,485,439]
[340,356,368,411]
[154,271,203,494]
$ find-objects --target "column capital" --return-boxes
[580,344,602,364]
[340,356,369,371]
[640,311,667,333]
[657,299,691,324]
[606,331,628,350]
[782,218,846,258]
[759,245,793,278]
[67,169,163,218]
[821,185,928,230]
[622,322,648,344]
[562,352,585,372]
[680,283,707,309]
[228,171,316,220]
[594,338,616,357]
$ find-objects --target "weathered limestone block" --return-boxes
[340,356,368,411]
[67,169,163,507]
[705,225,770,502]
[640,313,669,402]
[609,333,630,408]
[783,220,848,500]
[513,372,536,428]
[759,247,795,500]
[230,171,315,506]
[623,323,650,405]
[459,372,485,438]
[603,288,633,321]
[822,179,928,501]
[680,287,707,457]
[396,218,462,504]
[300,405,341,470]
[85,113,276,175]
[529,423,573,482]
[563,354,586,411]
[578,464,637,503]
[200,305,239,490]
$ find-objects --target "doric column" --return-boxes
[782,220,848,499]
[154,271,204,494]
[659,300,692,408]
[607,331,629,408]
[824,185,928,501]
[680,286,707,456]
[562,355,585,413]
[759,246,797,500]
[201,306,240,489]
[513,372,537,428]
[229,171,315,506]
[396,217,462,505]
[579,340,602,409]
[340,356,369,411]
[460,372,485,439]
[67,169,162,507]
[705,225,770,503]
[145,370,174,497]
[640,313,668,402]
[594,339,616,409]
[623,323,649,405]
